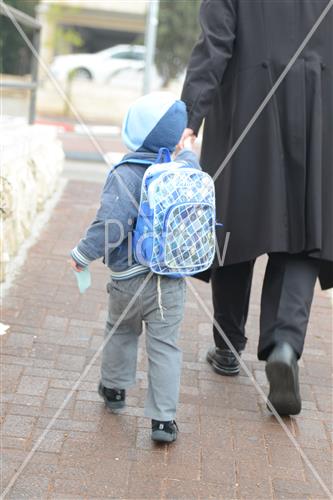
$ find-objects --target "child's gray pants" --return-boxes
[101,273,186,421]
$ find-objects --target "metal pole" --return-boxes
[143,0,160,95]
[28,27,41,124]
[1,1,41,124]
[0,81,37,90]
[0,1,41,30]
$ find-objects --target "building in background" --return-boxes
[38,0,148,63]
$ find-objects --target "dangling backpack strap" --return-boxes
[155,147,172,164]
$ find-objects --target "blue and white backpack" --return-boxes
[129,148,216,277]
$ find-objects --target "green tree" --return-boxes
[0,0,40,74]
[46,4,83,56]
[156,0,200,87]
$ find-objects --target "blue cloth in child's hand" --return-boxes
[73,268,91,293]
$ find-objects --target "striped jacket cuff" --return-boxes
[110,265,149,280]
[71,247,92,268]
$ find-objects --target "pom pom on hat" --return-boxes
[122,91,187,152]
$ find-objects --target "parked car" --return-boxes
[50,44,146,83]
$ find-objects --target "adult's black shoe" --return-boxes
[206,346,240,376]
[265,342,301,416]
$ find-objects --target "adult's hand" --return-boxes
[178,128,197,149]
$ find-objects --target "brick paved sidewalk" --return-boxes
[1,180,332,499]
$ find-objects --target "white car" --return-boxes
[50,44,146,83]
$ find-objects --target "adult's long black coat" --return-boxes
[181,0,333,289]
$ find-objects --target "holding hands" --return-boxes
[177,128,197,152]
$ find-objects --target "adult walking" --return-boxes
[179,0,333,415]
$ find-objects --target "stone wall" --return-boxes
[0,123,64,282]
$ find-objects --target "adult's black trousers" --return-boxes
[212,253,320,360]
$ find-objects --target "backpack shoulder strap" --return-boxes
[109,157,154,173]
[110,148,172,174]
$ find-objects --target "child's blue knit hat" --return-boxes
[122,92,187,153]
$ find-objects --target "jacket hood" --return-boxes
[122,92,187,153]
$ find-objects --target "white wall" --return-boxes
[0,124,64,282]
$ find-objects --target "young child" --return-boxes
[70,92,200,442]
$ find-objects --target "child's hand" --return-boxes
[69,258,84,273]
[183,136,194,150]
[177,128,196,151]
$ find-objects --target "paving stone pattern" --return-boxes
[1,181,332,499]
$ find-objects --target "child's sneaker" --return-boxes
[151,420,178,443]
[98,382,126,410]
